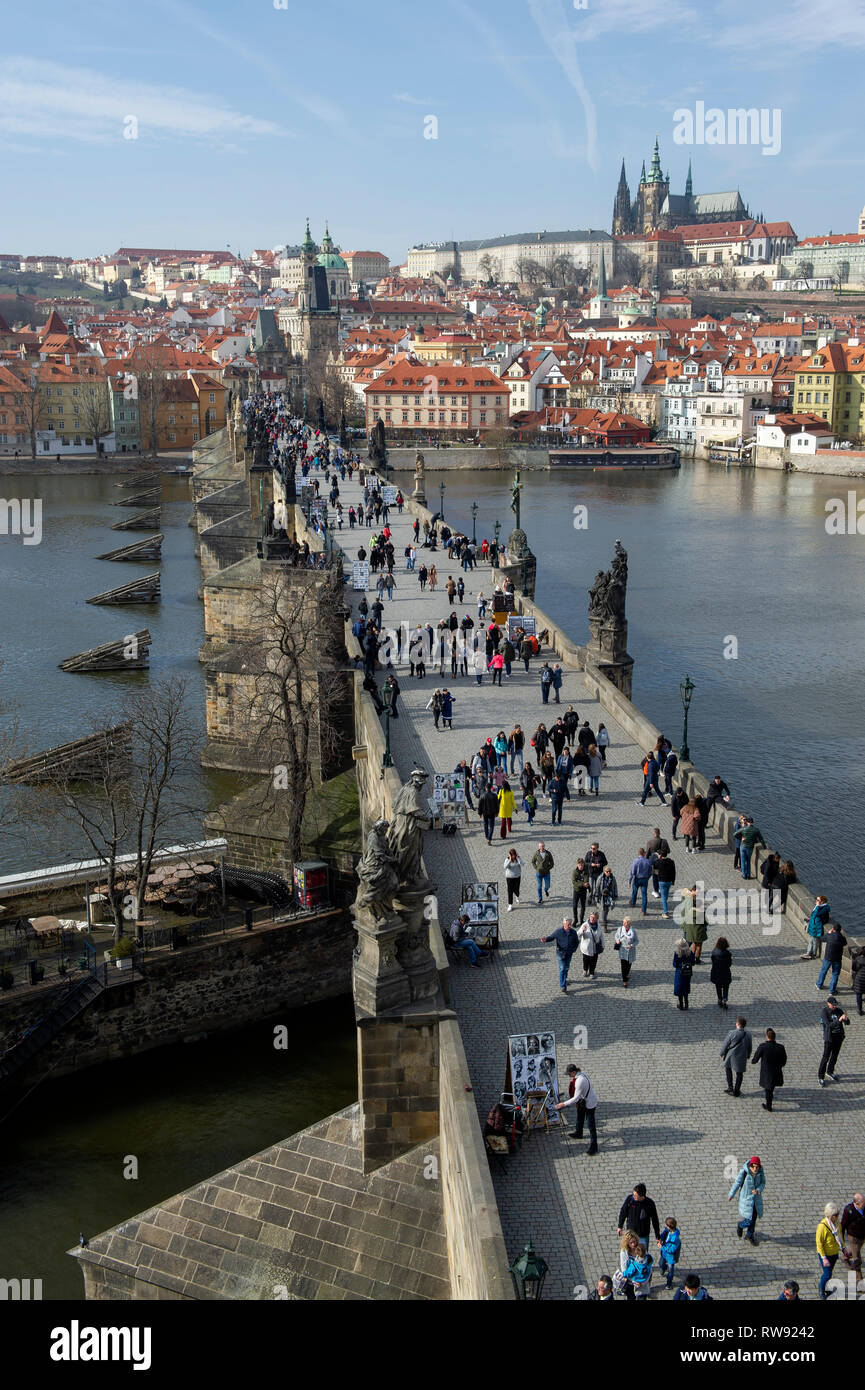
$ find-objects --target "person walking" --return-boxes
[426,689,442,730]
[720,1016,752,1097]
[597,723,610,764]
[440,688,454,729]
[501,636,515,679]
[551,663,563,704]
[596,864,619,932]
[670,786,688,841]
[654,849,676,919]
[578,911,603,978]
[384,570,396,600]
[663,748,678,795]
[679,798,702,854]
[734,817,766,880]
[555,1064,599,1154]
[540,662,553,704]
[638,751,666,806]
[428,564,438,592]
[673,939,695,1010]
[587,744,603,797]
[497,781,515,839]
[549,772,567,825]
[618,1183,662,1249]
[478,785,499,845]
[729,1157,765,1245]
[508,725,525,776]
[532,722,549,760]
[418,562,428,591]
[751,1028,787,1111]
[520,633,533,673]
[532,842,554,903]
[493,730,508,769]
[628,848,652,916]
[841,1193,865,1275]
[614,917,638,987]
[445,575,456,605]
[540,915,578,994]
[477,590,487,620]
[456,576,465,604]
[620,1244,653,1300]
[682,884,708,962]
[817,923,847,994]
[504,848,522,910]
[489,650,504,686]
[572,858,591,927]
[657,1219,682,1291]
[585,842,608,899]
[852,947,865,1016]
[818,996,849,1085]
[816,1203,844,1299]
[384,673,400,718]
[539,749,555,797]
[710,936,733,1009]
[801,894,830,960]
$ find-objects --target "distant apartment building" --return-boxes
[342,251,390,285]
[364,359,510,434]
[783,233,865,289]
[793,341,865,439]
[405,229,613,285]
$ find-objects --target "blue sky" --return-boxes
[2,0,864,260]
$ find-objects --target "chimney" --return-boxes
[64,353,70,366]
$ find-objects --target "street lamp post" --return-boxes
[680,673,695,762]
[382,682,394,769]
[492,518,501,566]
[471,500,478,544]
[439,480,445,523]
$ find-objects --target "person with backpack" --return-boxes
[817,924,847,995]
[578,911,603,978]
[628,848,652,916]
[508,725,525,775]
[620,1245,653,1301]
[663,748,678,795]
[520,633,534,673]
[673,939,695,1010]
[540,662,553,704]
[657,1218,682,1290]
[638,751,666,806]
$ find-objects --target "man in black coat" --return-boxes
[818,997,850,1085]
[477,787,499,845]
[751,1028,787,1111]
[550,719,567,758]
[617,1183,661,1246]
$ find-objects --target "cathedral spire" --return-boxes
[685,159,693,198]
[597,249,607,298]
[639,159,647,184]
[649,136,662,184]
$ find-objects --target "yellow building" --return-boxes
[793,343,865,441]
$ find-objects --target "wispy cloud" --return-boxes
[393,92,434,106]
[570,0,699,42]
[153,0,355,140]
[716,0,865,53]
[449,0,586,161]
[0,58,282,144]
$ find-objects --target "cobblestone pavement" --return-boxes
[333,459,864,1304]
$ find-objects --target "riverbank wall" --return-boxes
[0,909,353,1086]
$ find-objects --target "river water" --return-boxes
[0,473,357,1300]
[423,461,865,931]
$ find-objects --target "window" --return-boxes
[414,411,421,422]
[450,411,457,423]
[461,411,467,422]
[209,392,215,404]
[402,411,408,422]
[193,432,199,441]
[385,411,391,421]
[480,395,487,405]
[169,433,176,442]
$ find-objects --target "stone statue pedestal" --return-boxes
[586,617,634,699]
[393,888,439,1003]
[351,906,411,1016]
[496,527,537,600]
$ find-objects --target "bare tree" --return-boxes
[610,247,641,289]
[515,257,545,286]
[135,344,169,457]
[218,567,352,865]
[31,678,201,940]
[549,255,580,288]
[77,369,111,454]
[19,368,48,459]
[477,253,500,286]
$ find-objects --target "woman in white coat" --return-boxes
[578,913,603,979]
[614,916,638,988]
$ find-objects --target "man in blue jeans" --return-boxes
[629,849,652,915]
[540,915,578,992]
[817,925,847,993]
[638,752,666,806]
[532,842,555,903]
[734,818,765,880]
[448,915,484,966]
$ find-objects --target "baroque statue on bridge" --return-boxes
[588,539,628,624]
[355,818,400,919]
[388,769,432,894]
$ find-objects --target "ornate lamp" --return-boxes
[508,1241,549,1300]
[439,479,445,522]
[471,500,478,544]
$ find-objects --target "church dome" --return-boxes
[317,222,347,271]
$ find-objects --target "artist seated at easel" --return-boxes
[447,914,489,968]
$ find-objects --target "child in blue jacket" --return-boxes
[658,1217,682,1289]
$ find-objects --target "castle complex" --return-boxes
[612,138,752,235]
